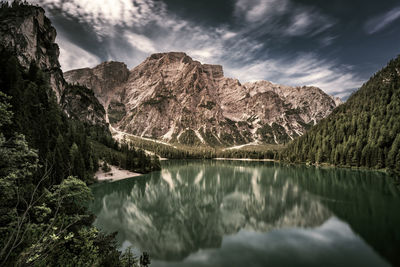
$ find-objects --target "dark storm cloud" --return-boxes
[28,0,400,99]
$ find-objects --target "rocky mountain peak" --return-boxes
[149,52,189,61]
[65,53,342,146]
[138,52,224,80]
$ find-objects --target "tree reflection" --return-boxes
[90,160,332,260]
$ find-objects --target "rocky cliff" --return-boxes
[64,61,130,107]
[0,4,64,100]
[65,52,342,146]
[0,3,107,127]
[61,85,106,128]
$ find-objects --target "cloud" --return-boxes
[225,53,363,98]
[152,217,388,267]
[319,35,338,47]
[285,9,335,37]
[234,0,289,23]
[124,32,157,54]
[233,0,335,37]
[32,0,162,38]
[37,0,156,25]
[56,35,101,71]
[285,11,313,36]
[216,28,237,40]
[32,0,356,99]
[365,6,400,34]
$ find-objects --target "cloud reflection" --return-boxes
[153,217,389,267]
[90,161,331,261]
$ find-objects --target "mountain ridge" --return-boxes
[65,52,342,146]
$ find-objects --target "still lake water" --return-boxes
[89,160,400,267]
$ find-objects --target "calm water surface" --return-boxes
[89,160,400,267]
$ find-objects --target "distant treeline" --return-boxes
[128,135,282,160]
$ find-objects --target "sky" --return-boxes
[26,0,400,99]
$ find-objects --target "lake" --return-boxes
[89,160,400,267]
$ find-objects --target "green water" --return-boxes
[89,160,400,267]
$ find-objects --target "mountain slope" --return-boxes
[0,3,107,127]
[0,4,64,100]
[65,52,341,146]
[64,61,130,106]
[282,55,400,175]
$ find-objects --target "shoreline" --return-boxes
[213,158,275,162]
[95,164,142,182]
[92,159,395,183]
[280,160,393,175]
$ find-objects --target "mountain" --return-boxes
[0,4,107,127]
[0,4,64,100]
[65,52,341,146]
[282,55,400,175]
[64,61,130,107]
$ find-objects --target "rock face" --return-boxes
[0,3,107,127]
[61,85,107,128]
[64,61,130,106]
[65,52,342,146]
[0,5,64,101]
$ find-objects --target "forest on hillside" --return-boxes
[282,55,400,177]
[0,44,157,265]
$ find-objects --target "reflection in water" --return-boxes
[89,160,400,266]
[153,218,389,267]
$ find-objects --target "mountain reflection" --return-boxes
[90,160,332,260]
[89,160,400,266]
